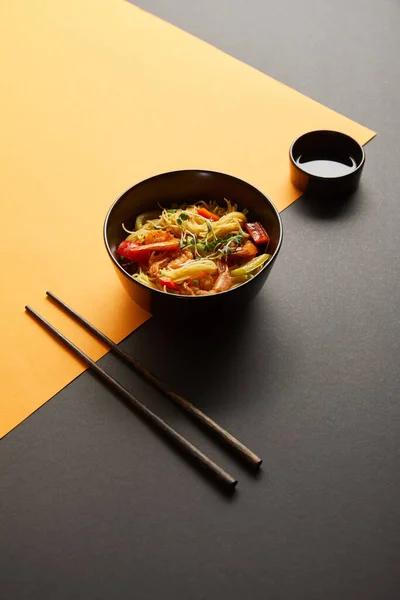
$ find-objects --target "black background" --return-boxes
[1,1,399,598]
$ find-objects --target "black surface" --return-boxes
[1,1,400,599]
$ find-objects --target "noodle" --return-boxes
[117,200,271,296]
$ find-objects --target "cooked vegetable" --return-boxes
[134,210,162,231]
[117,240,140,256]
[245,222,270,245]
[117,239,179,261]
[197,207,220,221]
[158,276,179,290]
[230,254,271,278]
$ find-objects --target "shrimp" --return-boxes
[231,240,258,259]
[167,248,194,270]
[199,274,215,291]
[191,273,218,295]
[149,247,194,277]
[213,263,232,293]
[181,282,196,296]
[148,251,175,277]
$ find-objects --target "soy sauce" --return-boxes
[296,154,357,178]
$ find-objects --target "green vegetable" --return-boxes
[230,254,271,278]
[231,274,247,286]
[180,213,189,221]
[230,268,247,278]
[134,210,161,231]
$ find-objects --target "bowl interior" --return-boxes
[105,170,282,282]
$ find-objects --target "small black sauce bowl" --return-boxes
[289,130,365,199]
[104,170,283,319]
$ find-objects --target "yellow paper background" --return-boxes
[0,0,375,438]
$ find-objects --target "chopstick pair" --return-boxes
[26,292,262,489]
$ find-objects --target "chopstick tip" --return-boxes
[25,305,37,317]
[46,290,59,302]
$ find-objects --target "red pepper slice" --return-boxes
[158,276,180,291]
[117,239,180,262]
[117,240,140,256]
[197,207,220,221]
[245,222,270,245]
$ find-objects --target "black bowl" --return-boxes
[104,170,283,319]
[289,130,365,199]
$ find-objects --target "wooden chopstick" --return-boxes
[46,291,262,469]
[25,305,237,490]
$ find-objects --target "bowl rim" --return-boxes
[289,129,365,181]
[103,169,283,300]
